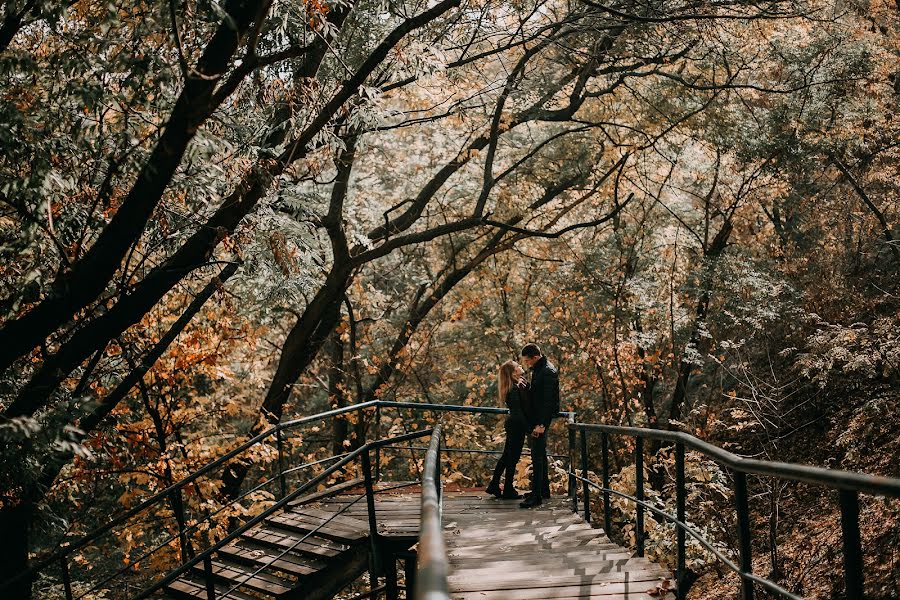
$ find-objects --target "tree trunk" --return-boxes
[668,219,732,425]
[0,502,33,598]
[328,327,349,456]
[31,263,239,517]
[0,0,265,373]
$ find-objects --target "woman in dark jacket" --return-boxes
[486,360,530,499]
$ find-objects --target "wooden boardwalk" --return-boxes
[166,484,673,599]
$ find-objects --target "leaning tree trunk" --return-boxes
[668,219,732,425]
[0,502,32,598]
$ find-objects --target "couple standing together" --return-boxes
[486,343,560,509]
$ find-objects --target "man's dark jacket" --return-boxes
[529,356,560,428]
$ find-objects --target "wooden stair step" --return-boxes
[287,477,364,507]
[190,558,294,597]
[242,525,348,559]
[164,574,258,600]
[447,568,672,590]
[447,563,670,581]
[219,540,327,577]
[266,511,367,543]
[447,540,619,555]
[447,550,637,565]
[289,506,371,530]
[447,528,602,543]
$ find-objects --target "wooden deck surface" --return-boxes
[166,483,674,599]
[319,487,675,599]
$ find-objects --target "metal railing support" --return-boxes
[636,436,644,558]
[839,490,864,599]
[169,487,193,564]
[374,404,382,481]
[203,555,216,600]
[601,432,612,535]
[580,429,591,522]
[568,423,578,514]
[276,426,287,500]
[61,558,73,600]
[733,471,754,600]
[676,442,687,599]
[361,448,381,589]
[385,553,399,600]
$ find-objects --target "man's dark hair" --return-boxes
[520,343,542,358]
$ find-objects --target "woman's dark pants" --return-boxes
[489,418,527,492]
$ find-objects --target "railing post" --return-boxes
[276,426,287,501]
[838,490,865,600]
[374,404,382,481]
[170,487,193,564]
[733,471,754,600]
[580,429,591,523]
[362,448,381,587]
[676,442,686,599]
[636,436,644,557]
[60,558,73,600]
[601,432,612,535]
[568,424,578,514]
[203,554,216,600]
[436,435,443,505]
[385,553,399,600]
[404,555,416,594]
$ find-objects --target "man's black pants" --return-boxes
[528,430,551,499]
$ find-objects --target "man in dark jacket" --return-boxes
[519,343,559,508]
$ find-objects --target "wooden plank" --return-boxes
[242,527,348,559]
[447,564,669,582]
[452,591,667,600]
[447,570,671,591]
[287,477,365,507]
[165,575,259,600]
[190,558,294,596]
[219,541,326,577]
[448,579,673,598]
[290,506,371,530]
[266,512,367,543]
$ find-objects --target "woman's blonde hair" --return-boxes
[498,360,519,406]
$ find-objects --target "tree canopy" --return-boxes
[0,0,897,597]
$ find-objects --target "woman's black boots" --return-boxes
[486,462,504,497]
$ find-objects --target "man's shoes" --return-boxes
[501,489,522,500]
[519,495,542,509]
[523,492,551,500]
[485,483,502,498]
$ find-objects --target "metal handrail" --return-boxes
[130,428,433,599]
[568,422,900,600]
[6,398,562,596]
[570,472,802,600]
[415,424,450,600]
[72,452,351,599]
[572,423,900,496]
[217,480,419,600]
[7,400,382,591]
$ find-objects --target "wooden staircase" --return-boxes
[164,481,373,600]
[163,485,674,600]
[442,499,673,599]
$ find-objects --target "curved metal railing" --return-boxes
[566,422,900,600]
[4,400,568,599]
[12,398,898,600]
[2,400,383,598]
[130,428,433,599]
[414,424,450,600]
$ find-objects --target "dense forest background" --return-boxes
[0,0,897,597]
